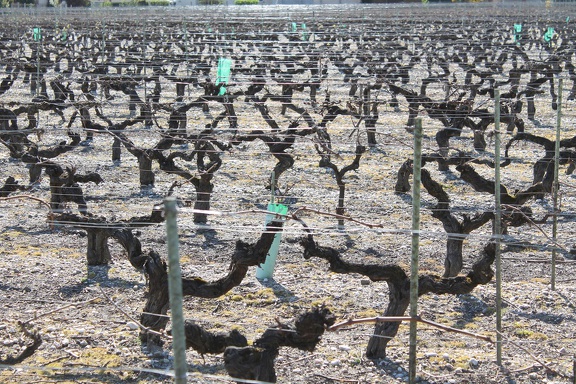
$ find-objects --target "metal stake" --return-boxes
[164,197,188,384]
[494,90,503,366]
[552,78,562,291]
[409,118,422,383]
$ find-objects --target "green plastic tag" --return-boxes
[513,24,522,43]
[544,27,555,42]
[216,57,232,96]
[33,27,41,42]
[255,203,289,279]
[267,203,288,218]
[291,22,297,32]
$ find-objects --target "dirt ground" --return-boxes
[1,5,576,384]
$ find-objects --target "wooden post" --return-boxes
[409,118,422,383]
[551,78,562,291]
[164,197,188,384]
[494,90,503,366]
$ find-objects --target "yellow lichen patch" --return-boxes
[530,277,549,284]
[453,354,471,369]
[77,347,122,368]
[514,329,534,338]
[463,322,479,330]
[355,308,380,318]
[445,340,468,348]
[527,332,548,341]
[244,288,276,306]
[1,230,25,238]
[2,244,83,259]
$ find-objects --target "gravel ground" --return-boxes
[1,5,576,384]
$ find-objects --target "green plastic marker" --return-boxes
[513,23,522,43]
[255,203,288,280]
[301,23,307,40]
[292,22,297,32]
[544,27,556,45]
[216,57,232,96]
[33,27,42,42]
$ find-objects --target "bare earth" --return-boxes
[1,5,576,384]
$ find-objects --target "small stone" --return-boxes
[314,358,324,366]
[127,321,139,330]
[360,279,371,286]
[424,352,437,358]
[442,352,450,361]
[520,304,531,310]
[469,358,479,367]
[61,338,69,347]
[293,368,302,374]
[559,347,568,355]
[529,372,538,380]
[78,339,88,348]
[444,363,454,371]
[330,359,341,366]
[338,344,351,351]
